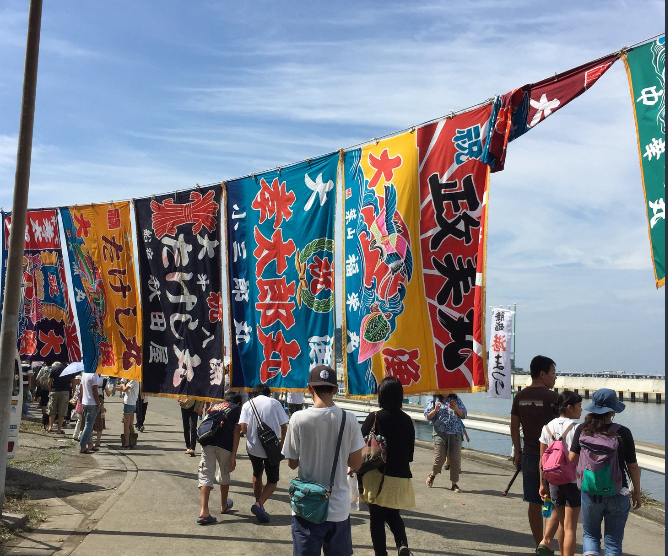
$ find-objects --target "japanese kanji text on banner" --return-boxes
[135,185,225,400]
[60,203,142,379]
[3,210,81,365]
[487,308,513,399]
[227,153,337,391]
[623,37,665,288]
[343,105,491,397]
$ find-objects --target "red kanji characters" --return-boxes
[73,212,92,238]
[491,334,507,352]
[251,177,295,228]
[108,268,132,299]
[151,190,219,239]
[19,330,37,356]
[39,329,64,357]
[257,277,296,329]
[253,227,296,276]
[382,348,421,386]
[307,256,333,295]
[257,328,300,382]
[48,274,59,297]
[368,149,402,189]
[119,330,141,371]
[101,235,124,263]
[99,341,115,367]
[114,306,137,328]
[207,292,222,323]
[64,323,81,361]
[107,208,121,230]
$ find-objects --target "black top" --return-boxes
[50,368,72,392]
[571,423,637,488]
[361,408,415,479]
[207,402,241,452]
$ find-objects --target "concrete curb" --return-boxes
[56,446,139,556]
[0,513,29,531]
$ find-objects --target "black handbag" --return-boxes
[249,399,284,466]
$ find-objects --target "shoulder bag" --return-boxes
[358,412,387,475]
[289,411,346,524]
[249,398,284,466]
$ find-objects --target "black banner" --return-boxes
[135,185,225,400]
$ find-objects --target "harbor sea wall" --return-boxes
[514,376,665,403]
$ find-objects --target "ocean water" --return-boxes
[407,392,665,502]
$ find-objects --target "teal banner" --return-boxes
[624,37,665,288]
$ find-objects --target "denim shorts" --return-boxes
[123,403,136,414]
[291,515,352,556]
[521,454,542,505]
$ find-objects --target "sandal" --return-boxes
[426,473,435,487]
[197,515,217,525]
[79,448,94,454]
[535,545,555,556]
[221,499,234,514]
[451,483,462,493]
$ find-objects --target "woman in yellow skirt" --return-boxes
[360,377,415,556]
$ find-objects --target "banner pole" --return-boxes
[0,0,43,516]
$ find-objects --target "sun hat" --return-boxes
[307,365,337,387]
[585,388,626,414]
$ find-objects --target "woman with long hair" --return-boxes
[360,376,414,556]
[537,390,582,556]
[569,388,641,556]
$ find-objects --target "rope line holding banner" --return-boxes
[18,31,665,209]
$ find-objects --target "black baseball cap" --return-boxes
[307,365,337,387]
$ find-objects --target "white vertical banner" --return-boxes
[487,308,514,398]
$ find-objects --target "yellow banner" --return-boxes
[61,203,142,380]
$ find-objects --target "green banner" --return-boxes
[624,37,665,288]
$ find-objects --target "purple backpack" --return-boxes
[576,423,624,496]
[541,423,576,485]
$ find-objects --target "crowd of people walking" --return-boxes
[20,355,643,556]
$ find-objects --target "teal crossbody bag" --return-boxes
[288,411,347,524]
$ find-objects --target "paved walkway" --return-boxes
[10,396,665,555]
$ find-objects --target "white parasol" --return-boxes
[60,361,84,377]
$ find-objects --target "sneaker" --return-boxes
[398,547,410,556]
[139,426,145,432]
[120,445,131,450]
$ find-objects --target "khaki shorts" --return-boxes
[48,391,69,417]
[198,445,232,488]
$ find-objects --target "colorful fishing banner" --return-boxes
[60,203,142,379]
[623,37,665,288]
[2,210,81,365]
[418,106,491,394]
[483,54,618,172]
[227,153,338,391]
[487,308,514,399]
[135,185,225,400]
[343,106,491,397]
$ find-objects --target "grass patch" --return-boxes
[640,489,664,508]
[19,419,47,436]
[8,450,62,471]
[0,493,45,547]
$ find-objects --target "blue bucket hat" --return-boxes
[585,388,625,414]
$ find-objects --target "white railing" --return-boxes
[333,397,665,475]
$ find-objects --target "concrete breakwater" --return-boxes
[513,375,665,403]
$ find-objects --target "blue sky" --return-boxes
[0,1,665,374]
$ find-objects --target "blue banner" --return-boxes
[227,152,338,390]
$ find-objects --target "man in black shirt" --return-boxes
[510,355,559,553]
[48,362,73,434]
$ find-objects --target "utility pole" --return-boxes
[0,0,43,516]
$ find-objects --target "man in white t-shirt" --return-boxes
[79,373,103,454]
[239,384,289,523]
[282,365,364,556]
